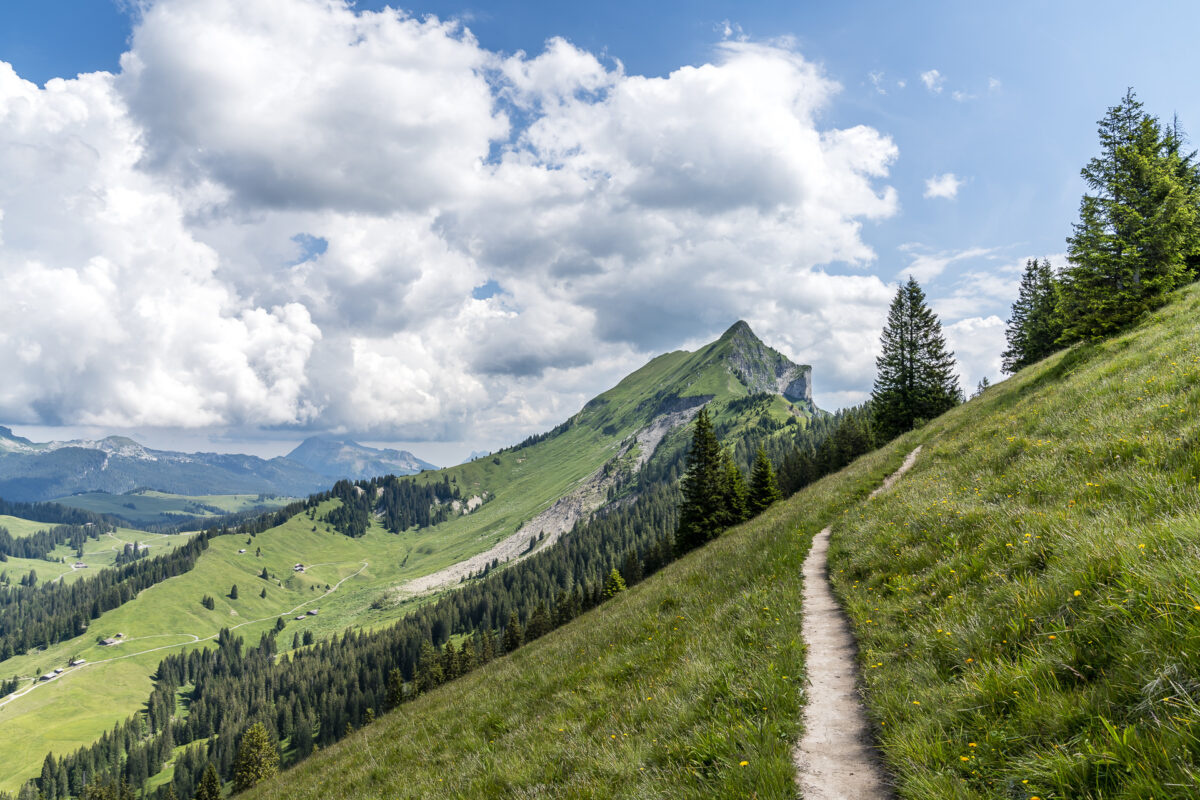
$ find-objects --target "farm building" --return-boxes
[307,609,319,616]
[293,563,305,572]
[70,659,86,667]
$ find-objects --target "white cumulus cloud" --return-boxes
[924,172,964,199]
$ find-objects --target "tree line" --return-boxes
[0,523,108,562]
[310,474,461,538]
[0,498,116,529]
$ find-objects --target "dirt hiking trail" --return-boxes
[793,446,921,799]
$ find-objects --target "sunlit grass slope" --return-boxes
[0,322,816,791]
[243,444,912,800]
[0,521,194,586]
[829,283,1200,799]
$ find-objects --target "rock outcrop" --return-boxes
[720,320,814,406]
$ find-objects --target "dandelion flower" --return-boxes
[739,761,749,767]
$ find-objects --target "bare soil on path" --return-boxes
[793,446,921,799]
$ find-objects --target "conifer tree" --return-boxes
[232,722,279,792]
[1060,89,1200,340]
[525,600,551,640]
[229,584,238,600]
[603,568,627,598]
[442,641,460,680]
[415,640,444,693]
[502,611,523,654]
[675,407,724,554]
[193,764,221,800]
[872,277,961,440]
[716,454,748,527]
[1002,258,1063,373]
[386,667,405,708]
[292,715,314,760]
[747,447,782,516]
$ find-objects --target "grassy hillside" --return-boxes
[241,284,1200,799]
[53,491,295,528]
[0,514,55,538]
[244,443,908,800]
[0,323,815,792]
[0,519,193,585]
[828,283,1200,798]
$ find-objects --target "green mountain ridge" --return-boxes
[238,284,1200,798]
[0,320,818,794]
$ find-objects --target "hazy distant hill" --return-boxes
[286,437,438,480]
[0,428,331,501]
[0,428,437,502]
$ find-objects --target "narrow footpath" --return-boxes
[793,446,921,799]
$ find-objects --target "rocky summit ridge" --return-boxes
[717,320,813,405]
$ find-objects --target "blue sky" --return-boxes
[2,1,1198,462]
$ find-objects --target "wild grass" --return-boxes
[828,283,1200,799]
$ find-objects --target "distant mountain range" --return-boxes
[0,428,436,502]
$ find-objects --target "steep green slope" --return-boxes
[0,322,815,792]
[828,283,1200,798]
[246,284,1200,799]
[245,443,908,800]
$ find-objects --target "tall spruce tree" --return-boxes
[872,277,961,440]
[675,407,724,554]
[193,764,222,800]
[1002,258,1063,373]
[502,611,523,654]
[716,453,748,528]
[232,722,279,792]
[747,447,782,516]
[1060,89,1200,341]
[415,640,444,693]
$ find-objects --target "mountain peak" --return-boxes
[286,437,437,480]
[720,319,757,342]
[713,320,813,406]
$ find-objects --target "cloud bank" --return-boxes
[1,0,906,445]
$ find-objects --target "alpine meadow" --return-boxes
[3,4,1200,800]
